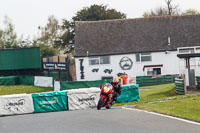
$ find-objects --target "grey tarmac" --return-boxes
[0,106,199,133]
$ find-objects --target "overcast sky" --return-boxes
[0,0,200,39]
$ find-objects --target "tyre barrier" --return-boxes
[0,84,140,116]
[175,78,185,95]
[196,76,200,89]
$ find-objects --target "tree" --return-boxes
[72,4,126,21]
[18,36,32,48]
[0,16,18,48]
[34,15,60,56]
[60,4,126,53]
[37,15,60,48]
[182,9,199,15]
[165,0,178,15]
[54,19,74,50]
[143,7,168,18]
[143,0,180,18]
[32,41,56,57]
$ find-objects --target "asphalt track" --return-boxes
[0,106,200,133]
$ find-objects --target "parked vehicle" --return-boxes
[97,83,114,110]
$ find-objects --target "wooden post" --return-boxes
[58,56,60,79]
[186,58,191,86]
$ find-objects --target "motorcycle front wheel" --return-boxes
[97,97,105,110]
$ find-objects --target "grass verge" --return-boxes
[0,85,54,96]
[117,83,200,122]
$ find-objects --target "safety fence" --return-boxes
[175,78,185,95]
[59,79,113,90]
[0,75,176,88]
[42,72,67,81]
[196,76,200,89]
[0,76,113,89]
[0,84,140,116]
[136,75,177,87]
[0,76,54,87]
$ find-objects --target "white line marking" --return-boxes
[122,107,200,126]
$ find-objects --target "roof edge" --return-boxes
[75,49,177,58]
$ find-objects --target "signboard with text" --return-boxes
[43,62,66,71]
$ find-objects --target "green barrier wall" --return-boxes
[0,76,18,85]
[60,79,113,90]
[0,47,41,70]
[18,76,34,85]
[42,72,66,80]
[116,84,140,103]
[136,75,176,87]
[0,76,35,85]
[32,91,68,113]
[196,76,200,89]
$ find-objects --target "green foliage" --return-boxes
[59,4,126,53]
[143,0,180,18]
[18,36,33,48]
[33,15,61,56]
[0,16,19,48]
[32,42,56,57]
[72,4,126,21]
[36,15,60,47]
[57,20,75,48]
[182,9,199,15]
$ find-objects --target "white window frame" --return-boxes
[136,53,152,62]
[89,56,110,65]
[178,46,200,54]
[89,57,99,65]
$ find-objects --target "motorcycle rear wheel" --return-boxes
[97,97,105,110]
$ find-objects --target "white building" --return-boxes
[74,15,200,83]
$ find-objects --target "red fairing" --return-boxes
[99,83,114,107]
[101,83,113,95]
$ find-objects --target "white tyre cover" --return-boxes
[34,76,53,87]
[65,88,101,110]
[54,81,60,91]
[0,94,34,116]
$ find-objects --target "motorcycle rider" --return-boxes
[110,78,122,102]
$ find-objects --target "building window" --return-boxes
[100,56,110,64]
[179,48,194,54]
[146,68,161,75]
[196,48,200,53]
[136,53,152,62]
[89,56,110,65]
[89,57,99,65]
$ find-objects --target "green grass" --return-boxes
[117,83,200,122]
[0,85,54,96]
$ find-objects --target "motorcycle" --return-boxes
[97,83,114,110]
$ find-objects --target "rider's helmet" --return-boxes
[112,78,119,88]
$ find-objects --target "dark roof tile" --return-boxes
[75,15,200,57]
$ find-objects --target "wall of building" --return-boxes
[75,51,180,81]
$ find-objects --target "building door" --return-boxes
[189,69,195,85]
[153,68,161,75]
